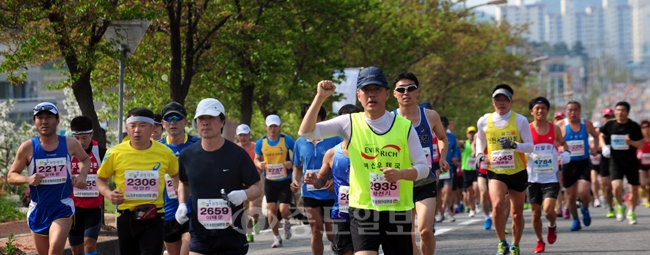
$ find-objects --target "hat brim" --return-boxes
[194,110,223,119]
[357,81,388,89]
[163,110,186,118]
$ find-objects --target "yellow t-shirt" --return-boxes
[98,141,179,213]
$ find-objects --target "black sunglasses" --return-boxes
[394,85,418,93]
[33,104,56,115]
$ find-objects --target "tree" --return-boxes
[0,0,151,148]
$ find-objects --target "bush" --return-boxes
[104,197,116,214]
[0,197,26,222]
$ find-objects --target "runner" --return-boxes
[554,111,567,219]
[460,126,478,217]
[438,116,460,222]
[175,98,263,255]
[560,101,599,231]
[236,124,264,242]
[526,97,570,253]
[639,120,650,208]
[600,107,616,218]
[96,107,180,255]
[475,84,534,255]
[152,113,164,141]
[68,116,107,255]
[158,102,201,255]
[254,114,295,248]
[589,122,602,208]
[599,101,644,224]
[290,104,342,255]
[7,102,91,255]
[299,66,430,255]
[392,72,449,255]
[304,104,363,255]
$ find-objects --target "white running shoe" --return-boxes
[445,212,456,222]
[283,220,292,240]
[469,209,476,217]
[476,204,482,214]
[594,198,601,208]
[435,213,444,223]
[272,237,282,248]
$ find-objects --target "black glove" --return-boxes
[498,137,517,149]
[475,153,484,170]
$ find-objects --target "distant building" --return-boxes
[631,0,650,63]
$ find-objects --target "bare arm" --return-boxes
[7,141,42,186]
[68,138,90,189]
[599,132,607,149]
[554,125,569,152]
[97,175,124,205]
[291,165,304,193]
[308,148,334,189]
[585,120,599,155]
[427,109,449,171]
[177,181,190,204]
[244,181,263,202]
[254,154,266,170]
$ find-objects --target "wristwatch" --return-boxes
[512,142,518,149]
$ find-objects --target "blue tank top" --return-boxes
[159,135,201,221]
[331,143,350,221]
[392,107,437,186]
[563,118,590,161]
[27,136,72,205]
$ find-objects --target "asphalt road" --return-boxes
[246,205,650,255]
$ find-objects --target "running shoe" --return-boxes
[581,207,591,226]
[283,220,292,240]
[594,198,601,208]
[534,240,545,253]
[246,233,254,242]
[627,211,637,225]
[510,244,520,255]
[436,213,444,223]
[253,221,261,235]
[459,203,465,213]
[556,207,563,217]
[570,220,581,231]
[505,229,510,234]
[469,209,476,217]
[616,205,626,222]
[496,241,510,255]
[454,205,461,214]
[523,203,531,210]
[476,204,483,213]
[563,208,570,219]
[484,218,493,230]
[606,209,615,218]
[445,211,456,222]
[547,225,557,244]
[272,237,282,248]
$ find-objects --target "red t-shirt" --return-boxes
[637,139,650,166]
[70,140,103,208]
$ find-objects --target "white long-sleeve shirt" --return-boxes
[299,111,430,180]
[476,110,534,156]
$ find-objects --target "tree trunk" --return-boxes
[239,82,255,125]
[71,72,107,148]
[167,0,184,105]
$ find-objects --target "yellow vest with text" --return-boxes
[261,135,290,181]
[486,112,527,175]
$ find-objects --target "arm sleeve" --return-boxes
[240,150,261,187]
[178,151,188,182]
[293,140,302,167]
[298,115,350,140]
[476,115,488,155]
[515,114,534,154]
[97,149,114,179]
[407,125,430,180]
[254,139,263,155]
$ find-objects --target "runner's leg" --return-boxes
[612,180,625,207]
[305,206,325,255]
[601,176,614,209]
[489,179,508,241]
[508,189,525,246]
[48,218,74,255]
[531,203,543,241]
[543,197,557,227]
[268,202,280,236]
[565,183,579,220]
[578,179,592,211]
[32,232,50,255]
[416,197,436,255]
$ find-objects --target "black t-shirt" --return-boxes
[179,139,260,237]
[601,119,643,168]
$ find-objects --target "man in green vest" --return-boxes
[299,66,430,255]
[459,126,478,217]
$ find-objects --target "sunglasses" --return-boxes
[164,115,184,122]
[33,104,57,115]
[394,85,418,93]
[643,126,650,129]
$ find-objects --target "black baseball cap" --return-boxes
[162,102,187,118]
[357,66,389,90]
[153,114,163,125]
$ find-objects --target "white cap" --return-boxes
[194,98,225,119]
[236,124,251,135]
[265,114,281,126]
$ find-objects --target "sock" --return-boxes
[499,240,507,244]
[539,238,544,242]
[276,235,282,240]
[549,223,556,228]
[85,252,98,255]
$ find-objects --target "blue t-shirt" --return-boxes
[255,134,296,181]
[159,134,201,221]
[563,118,590,161]
[447,131,461,168]
[293,136,342,200]
[331,143,350,221]
[28,135,72,205]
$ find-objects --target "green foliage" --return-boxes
[103,197,116,214]
[2,233,17,255]
[0,197,26,223]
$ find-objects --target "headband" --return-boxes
[71,129,93,135]
[126,116,155,125]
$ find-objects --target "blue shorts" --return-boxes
[27,198,75,236]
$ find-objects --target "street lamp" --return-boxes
[101,19,150,142]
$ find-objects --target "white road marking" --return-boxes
[457,219,482,226]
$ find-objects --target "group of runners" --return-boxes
[6,66,649,255]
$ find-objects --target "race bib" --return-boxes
[490,150,515,170]
[590,155,601,165]
[642,153,650,165]
[338,186,349,213]
[369,172,399,206]
[423,147,433,168]
[611,135,629,150]
[73,174,99,197]
[305,169,325,191]
[165,174,176,199]
[431,144,439,160]
[480,161,488,170]
[439,169,451,179]
[566,140,585,157]
[124,170,159,200]
[467,157,476,169]
[36,157,67,185]
[532,154,554,173]
[197,199,232,229]
[266,163,286,180]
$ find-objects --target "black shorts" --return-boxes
[164,219,190,243]
[413,182,437,202]
[453,175,463,191]
[189,228,248,255]
[487,170,528,193]
[478,172,488,179]
[562,158,591,188]
[303,197,334,220]
[348,208,412,255]
[463,171,478,188]
[600,156,611,177]
[331,219,353,255]
[264,178,293,204]
[611,161,640,186]
[527,183,560,205]
[640,165,650,171]
[116,211,165,255]
[68,207,102,246]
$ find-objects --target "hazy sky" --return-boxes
[464,0,536,16]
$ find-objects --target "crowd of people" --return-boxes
[6,66,650,255]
